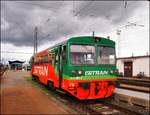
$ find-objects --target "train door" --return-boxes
[54,45,67,89]
[124,62,133,77]
[58,45,63,88]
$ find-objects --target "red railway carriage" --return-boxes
[30,36,117,100]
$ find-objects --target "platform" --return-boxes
[115,88,149,100]
[114,88,149,109]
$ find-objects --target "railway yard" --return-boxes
[1,1,149,115]
[0,70,149,115]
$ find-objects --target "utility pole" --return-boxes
[124,1,127,9]
[34,27,38,55]
[116,29,121,58]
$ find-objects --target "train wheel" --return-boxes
[47,81,55,91]
[32,75,39,82]
[32,74,36,81]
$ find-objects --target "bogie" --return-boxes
[47,81,55,91]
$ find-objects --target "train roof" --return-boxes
[32,36,115,57]
[68,36,115,44]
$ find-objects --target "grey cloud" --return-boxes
[1,1,147,47]
[73,1,143,24]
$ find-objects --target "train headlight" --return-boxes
[72,70,76,74]
[71,70,77,76]
[71,70,84,76]
[110,69,118,75]
[110,70,114,74]
[69,83,75,87]
[68,83,76,90]
[78,70,83,75]
[114,69,118,74]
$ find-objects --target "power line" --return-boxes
[74,0,94,16]
[1,51,32,54]
[37,18,52,39]
[13,1,58,12]
[126,22,144,27]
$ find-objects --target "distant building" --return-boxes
[117,55,150,77]
[8,60,24,70]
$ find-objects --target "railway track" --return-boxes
[27,77,149,115]
[118,79,150,87]
[116,77,150,93]
[53,90,143,115]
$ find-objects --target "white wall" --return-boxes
[133,57,150,77]
[117,57,150,77]
[117,60,124,74]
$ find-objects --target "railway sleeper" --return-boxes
[114,93,149,110]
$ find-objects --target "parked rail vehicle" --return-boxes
[30,36,117,100]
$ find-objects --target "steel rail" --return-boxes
[30,79,149,115]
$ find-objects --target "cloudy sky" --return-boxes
[1,1,149,64]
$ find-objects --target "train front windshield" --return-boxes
[98,46,115,64]
[70,45,115,65]
[70,45,95,65]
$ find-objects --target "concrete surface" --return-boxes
[0,70,75,114]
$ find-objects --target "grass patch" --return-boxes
[25,77,79,114]
[26,76,32,81]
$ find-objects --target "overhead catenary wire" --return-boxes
[74,0,94,17]
[3,0,57,39]
[1,51,32,54]
[116,1,128,58]
[11,1,59,12]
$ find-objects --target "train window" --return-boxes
[49,52,54,64]
[39,56,42,64]
[34,57,37,64]
[62,45,66,64]
[49,53,52,64]
[70,45,95,65]
[98,46,115,64]
[39,56,41,64]
[44,54,48,63]
[55,49,58,64]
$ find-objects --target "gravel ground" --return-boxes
[0,70,75,114]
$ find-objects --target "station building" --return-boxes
[117,55,150,77]
[8,60,24,70]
